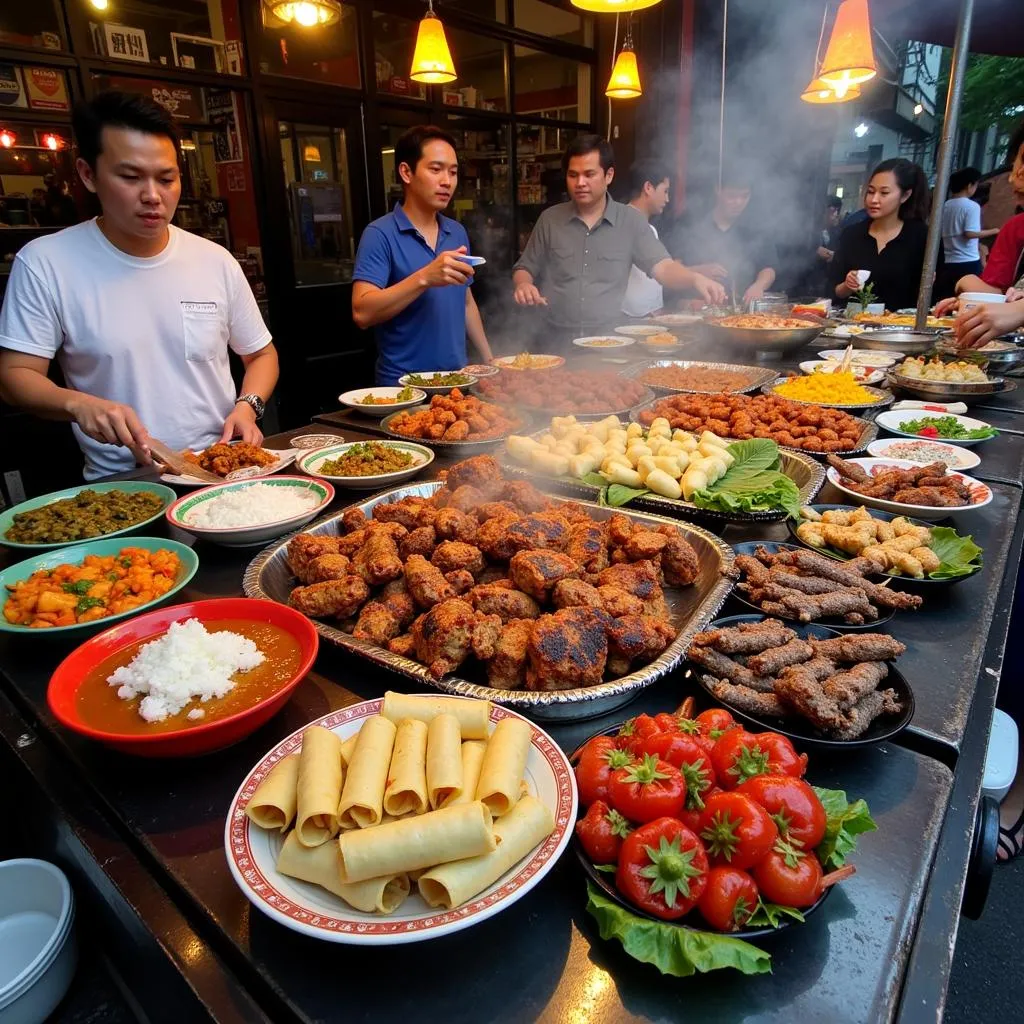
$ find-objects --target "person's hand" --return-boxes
[743,283,766,304]
[1006,287,1024,303]
[418,246,474,289]
[843,270,862,292]
[955,300,1024,350]
[221,401,263,445]
[66,393,152,464]
[816,246,834,262]
[513,281,548,306]
[692,273,727,306]
[934,296,960,316]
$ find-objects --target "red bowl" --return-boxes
[47,598,319,757]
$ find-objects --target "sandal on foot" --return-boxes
[997,806,1024,862]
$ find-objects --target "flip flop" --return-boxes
[997,806,1024,862]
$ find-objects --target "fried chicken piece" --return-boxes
[606,615,675,670]
[404,554,457,608]
[351,524,404,586]
[552,578,603,610]
[827,453,867,482]
[415,504,440,529]
[337,528,369,557]
[412,598,478,678]
[352,601,401,647]
[596,560,667,618]
[372,496,429,529]
[526,607,610,691]
[447,485,486,514]
[287,533,343,582]
[484,618,534,689]
[703,678,788,717]
[607,513,633,547]
[477,501,520,523]
[434,508,479,543]
[509,549,582,601]
[289,576,370,619]
[747,639,814,676]
[475,516,520,563]
[340,508,367,534]
[691,618,796,654]
[656,525,701,587]
[598,585,645,618]
[565,522,609,574]
[624,530,668,561]
[555,501,598,526]
[431,541,486,577]
[306,553,352,583]
[469,583,542,622]
[506,513,571,554]
[442,455,503,494]
[471,613,504,661]
[378,580,416,630]
[388,633,416,658]
[810,634,906,662]
[400,525,437,561]
[444,569,476,595]
[502,480,551,513]
[477,566,510,585]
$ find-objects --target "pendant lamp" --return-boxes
[800,76,862,104]
[606,19,642,99]
[410,1,457,84]
[267,1,343,27]
[817,0,877,98]
[572,1,661,11]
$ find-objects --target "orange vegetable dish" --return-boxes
[388,388,520,442]
[3,547,182,628]
[184,442,276,477]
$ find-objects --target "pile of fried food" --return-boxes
[637,393,867,453]
[184,442,276,477]
[387,389,520,443]
[477,369,650,415]
[894,357,989,384]
[826,454,973,508]
[284,456,701,689]
[712,315,819,330]
[732,545,922,625]
[691,619,906,739]
[796,506,939,578]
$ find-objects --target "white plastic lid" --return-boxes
[983,708,1019,795]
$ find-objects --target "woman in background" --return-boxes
[830,158,940,311]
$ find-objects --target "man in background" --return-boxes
[621,160,672,318]
[671,169,777,306]
[512,135,724,343]
[803,195,842,298]
[935,167,999,300]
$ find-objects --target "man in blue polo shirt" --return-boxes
[352,125,492,384]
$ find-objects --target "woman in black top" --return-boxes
[831,159,941,311]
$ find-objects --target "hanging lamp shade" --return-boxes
[303,144,322,162]
[572,1,661,11]
[606,48,642,99]
[800,75,862,104]
[818,0,877,98]
[410,10,457,84]
[267,1,343,27]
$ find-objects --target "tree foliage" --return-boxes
[955,54,1024,133]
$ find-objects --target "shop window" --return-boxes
[279,122,355,286]
[514,46,591,122]
[442,0,507,23]
[76,0,246,75]
[378,123,408,210]
[513,0,593,47]
[440,28,507,112]
[0,6,64,52]
[260,2,360,86]
[372,12,426,101]
[0,124,81,229]
[515,123,577,254]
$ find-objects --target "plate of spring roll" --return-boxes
[225,691,576,943]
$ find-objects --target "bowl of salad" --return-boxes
[397,371,479,395]
[866,437,980,471]
[873,410,998,447]
[339,385,427,416]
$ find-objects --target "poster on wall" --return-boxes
[103,24,150,64]
[0,64,27,109]
[25,67,70,112]
[206,88,243,164]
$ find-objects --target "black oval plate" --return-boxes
[785,504,983,586]
[568,724,830,939]
[730,541,895,631]
[690,613,915,750]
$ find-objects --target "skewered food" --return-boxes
[477,369,649,414]
[826,455,973,508]
[388,389,520,443]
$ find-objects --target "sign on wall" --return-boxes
[103,24,150,64]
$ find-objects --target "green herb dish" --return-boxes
[897,415,997,441]
[0,481,177,552]
[0,536,199,635]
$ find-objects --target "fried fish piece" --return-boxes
[289,576,370,619]
[691,618,796,654]
[444,569,476,595]
[703,677,788,718]
[434,508,479,543]
[810,634,907,662]
[442,455,503,495]
[372,496,430,529]
[400,525,438,561]
[340,507,368,534]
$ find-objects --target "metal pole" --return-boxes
[915,0,974,329]
[719,0,728,189]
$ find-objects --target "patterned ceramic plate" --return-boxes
[161,448,297,487]
[224,696,577,945]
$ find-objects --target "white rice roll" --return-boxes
[646,435,669,454]
[602,452,632,472]
[672,429,695,445]
[607,428,629,446]
[551,416,578,438]
[626,444,653,467]
[698,440,735,467]
[681,467,709,500]
[538,432,558,450]
[602,463,644,487]
[649,417,672,438]
[625,422,645,440]
[553,443,577,459]
[699,430,730,450]
[702,454,728,484]
[506,435,540,462]
[677,435,699,452]
[569,452,599,478]
[652,455,684,477]
[635,456,658,484]
[530,450,570,476]
[645,469,683,499]
[589,420,612,442]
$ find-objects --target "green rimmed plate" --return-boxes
[298,441,434,489]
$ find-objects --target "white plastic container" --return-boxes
[0,859,77,1024]
[983,709,1019,804]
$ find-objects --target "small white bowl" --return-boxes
[961,291,1008,305]
[0,859,77,1024]
[299,441,435,490]
[397,371,478,394]
[339,386,427,417]
[826,457,992,520]
[873,409,996,447]
[799,360,885,384]
[866,437,981,471]
[572,335,636,349]
[167,476,334,548]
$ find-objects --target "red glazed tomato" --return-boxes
[575,799,631,865]
[575,735,635,807]
[752,840,824,909]
[616,818,709,920]
[697,866,760,932]
[736,775,827,849]
[698,791,778,869]
[608,754,686,824]
[617,713,663,756]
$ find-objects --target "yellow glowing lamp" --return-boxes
[606,48,642,99]
[410,4,457,84]
[818,0,877,98]
[267,1,342,27]
[800,75,862,104]
[572,0,661,11]
[303,144,322,162]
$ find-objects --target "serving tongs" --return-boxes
[147,438,222,483]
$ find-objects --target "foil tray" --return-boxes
[619,360,778,397]
[759,379,896,412]
[243,482,736,721]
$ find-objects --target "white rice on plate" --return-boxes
[107,618,264,722]
[184,482,319,529]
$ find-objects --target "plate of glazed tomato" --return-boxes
[570,699,873,945]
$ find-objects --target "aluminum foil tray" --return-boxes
[620,360,778,396]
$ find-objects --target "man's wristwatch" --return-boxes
[236,394,266,420]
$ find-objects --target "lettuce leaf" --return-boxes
[692,439,802,519]
[580,471,650,508]
[813,786,877,868]
[746,900,806,928]
[927,526,983,579]
[585,883,772,977]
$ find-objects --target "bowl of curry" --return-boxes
[299,441,435,489]
[47,597,319,756]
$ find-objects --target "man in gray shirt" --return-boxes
[512,135,725,337]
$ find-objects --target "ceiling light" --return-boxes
[410,1,457,85]
[303,144,322,162]
[914,103,923,116]
[818,0,878,98]
[854,122,869,138]
[43,133,61,150]
[800,75,862,104]
[572,1,662,11]
[267,0,342,27]
[0,130,14,148]
[606,18,642,99]
[89,0,110,10]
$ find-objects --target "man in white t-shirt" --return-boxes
[0,91,279,479]
[936,167,1000,300]
[621,161,672,318]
